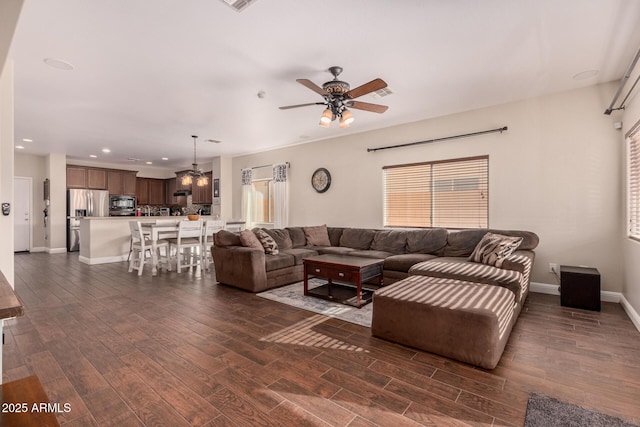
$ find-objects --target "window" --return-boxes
[251,178,275,224]
[383,155,488,228]
[628,122,640,240]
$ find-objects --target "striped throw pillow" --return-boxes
[255,229,279,255]
[469,232,522,267]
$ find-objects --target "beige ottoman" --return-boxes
[371,275,517,369]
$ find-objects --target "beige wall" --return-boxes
[621,72,640,316]
[233,83,624,290]
[14,152,47,250]
[0,60,15,285]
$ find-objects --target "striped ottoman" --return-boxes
[371,275,517,369]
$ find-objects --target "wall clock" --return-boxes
[311,168,331,193]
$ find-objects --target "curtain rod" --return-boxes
[242,162,290,171]
[605,47,640,115]
[367,126,508,153]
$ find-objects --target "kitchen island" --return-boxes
[78,216,240,265]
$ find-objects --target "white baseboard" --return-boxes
[30,247,46,253]
[530,281,639,332]
[79,254,128,265]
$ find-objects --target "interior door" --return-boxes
[14,177,31,252]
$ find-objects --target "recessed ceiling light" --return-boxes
[22,138,33,142]
[15,145,24,149]
[572,69,599,80]
[89,154,97,158]
[145,161,152,165]
[43,57,75,70]
[161,157,169,161]
[102,148,111,153]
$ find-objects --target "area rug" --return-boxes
[256,279,372,327]
[524,392,639,427]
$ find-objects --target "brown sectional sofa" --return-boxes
[212,225,538,368]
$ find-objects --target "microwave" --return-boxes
[109,195,136,216]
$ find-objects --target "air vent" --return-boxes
[205,139,222,144]
[371,87,394,98]
[220,0,257,12]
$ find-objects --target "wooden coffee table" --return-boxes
[303,254,384,308]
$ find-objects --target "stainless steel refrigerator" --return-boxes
[67,189,109,252]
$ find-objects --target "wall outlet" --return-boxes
[549,263,558,273]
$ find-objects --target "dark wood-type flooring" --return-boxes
[4,252,640,426]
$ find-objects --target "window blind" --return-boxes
[383,156,488,228]
[628,125,640,240]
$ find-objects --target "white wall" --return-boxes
[0,60,15,285]
[621,70,640,317]
[233,83,624,291]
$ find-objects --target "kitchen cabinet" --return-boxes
[87,169,107,189]
[66,166,87,188]
[107,170,138,196]
[192,172,213,204]
[165,178,177,205]
[148,179,165,205]
[136,178,149,205]
[136,178,166,205]
[175,171,192,191]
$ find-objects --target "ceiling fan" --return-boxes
[279,66,389,128]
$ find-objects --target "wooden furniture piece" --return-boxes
[107,170,137,196]
[86,168,107,189]
[1,375,61,426]
[560,265,601,311]
[66,166,87,188]
[303,254,384,308]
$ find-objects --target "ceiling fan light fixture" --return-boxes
[341,108,354,125]
[320,108,333,124]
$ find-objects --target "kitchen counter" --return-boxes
[78,216,231,265]
[0,270,24,385]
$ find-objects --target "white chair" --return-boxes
[166,220,203,273]
[127,222,151,262]
[202,220,225,271]
[128,221,169,276]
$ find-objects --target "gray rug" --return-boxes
[525,393,639,427]
[256,279,372,327]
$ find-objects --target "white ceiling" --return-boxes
[8,0,640,169]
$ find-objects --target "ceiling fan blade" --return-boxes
[346,100,388,113]
[296,79,327,96]
[344,78,387,99]
[279,102,325,110]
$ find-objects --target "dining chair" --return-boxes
[127,221,151,262]
[166,219,203,273]
[128,221,170,276]
[202,220,225,271]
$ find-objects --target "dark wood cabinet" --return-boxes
[66,166,87,188]
[192,172,213,204]
[87,168,107,189]
[122,172,137,196]
[107,170,138,196]
[107,170,123,195]
[165,178,177,205]
[148,179,165,205]
[175,171,192,191]
[136,178,149,205]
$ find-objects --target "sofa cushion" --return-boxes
[264,253,295,272]
[264,228,293,250]
[214,229,242,247]
[285,227,307,248]
[384,253,439,273]
[303,225,331,246]
[406,228,448,254]
[443,229,489,257]
[280,248,319,265]
[371,230,407,254]
[315,246,357,256]
[340,228,375,250]
[409,257,525,302]
[255,229,279,255]
[488,229,539,250]
[469,232,523,267]
[349,250,394,259]
[239,230,263,251]
[327,227,344,246]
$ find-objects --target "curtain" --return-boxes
[241,168,253,230]
[273,163,289,229]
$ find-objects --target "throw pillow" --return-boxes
[239,229,264,251]
[255,229,279,255]
[469,232,523,268]
[303,225,331,246]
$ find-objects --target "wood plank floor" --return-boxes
[4,252,640,426]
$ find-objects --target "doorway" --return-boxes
[14,177,31,252]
